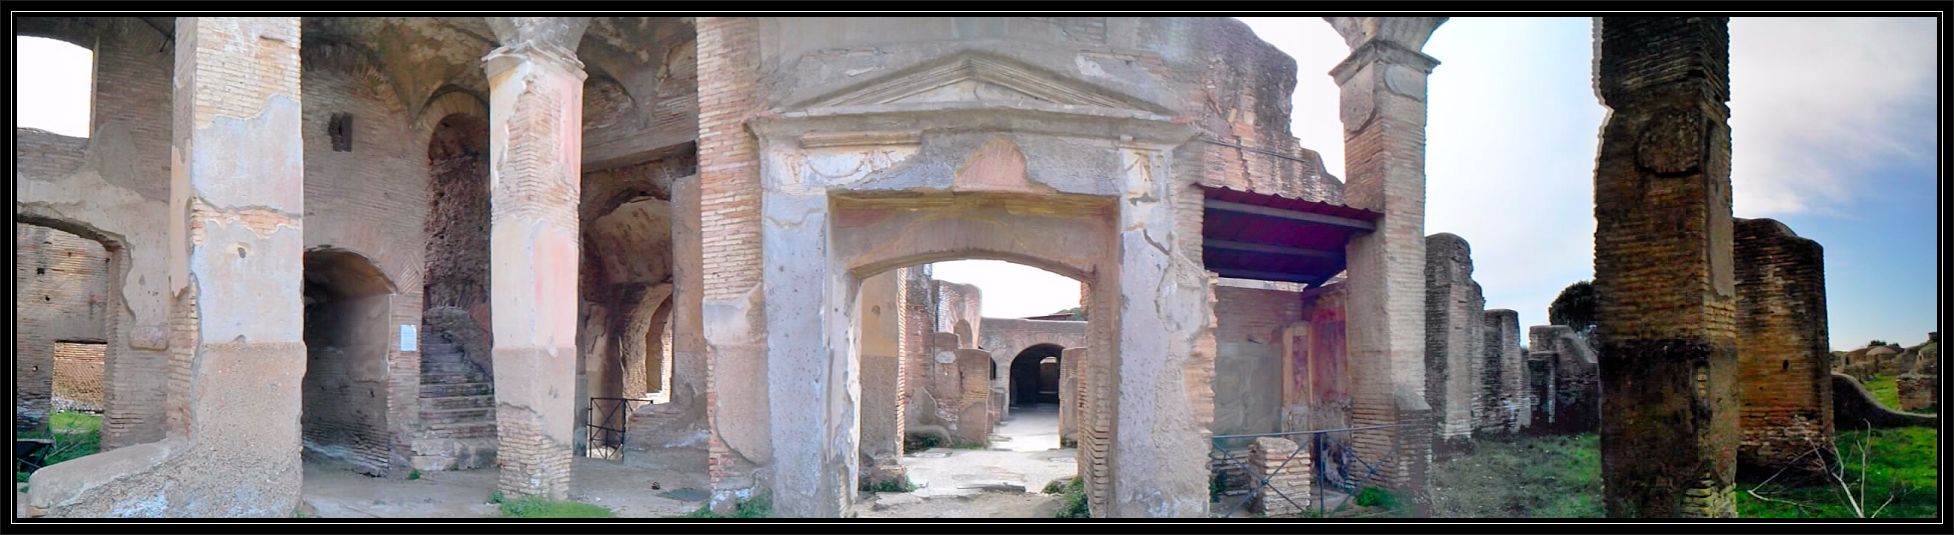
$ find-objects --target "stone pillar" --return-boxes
[669,175,706,423]
[1734,218,1833,476]
[1058,347,1084,448]
[482,17,591,500]
[1424,233,1483,457]
[28,17,307,517]
[1326,16,1446,492]
[954,349,995,446]
[1592,17,1739,518]
[693,17,772,514]
[858,270,905,484]
[1481,309,1524,434]
[1107,144,1213,518]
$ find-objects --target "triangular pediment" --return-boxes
[791,51,1172,114]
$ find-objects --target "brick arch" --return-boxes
[415,87,491,139]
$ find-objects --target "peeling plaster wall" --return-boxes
[15,224,115,427]
[14,17,174,449]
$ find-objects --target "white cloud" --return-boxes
[929,260,1081,319]
[1728,17,1938,217]
[14,36,93,138]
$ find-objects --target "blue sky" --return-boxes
[19,18,1938,350]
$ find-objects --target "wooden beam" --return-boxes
[1204,199,1376,232]
[1209,268,1324,285]
[1206,239,1343,260]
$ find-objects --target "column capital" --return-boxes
[1330,39,1440,86]
[483,42,588,82]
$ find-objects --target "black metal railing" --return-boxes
[585,397,633,461]
[1208,423,1414,518]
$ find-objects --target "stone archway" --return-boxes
[1009,343,1064,407]
[301,248,398,477]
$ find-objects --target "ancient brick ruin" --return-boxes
[1733,218,1833,476]
[1592,16,1740,518]
[11,15,1887,519]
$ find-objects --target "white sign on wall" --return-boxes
[400,325,418,352]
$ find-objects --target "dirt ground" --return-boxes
[851,403,1078,518]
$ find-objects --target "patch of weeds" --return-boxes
[903,433,944,452]
[861,477,917,493]
[16,472,30,484]
[498,496,615,518]
[1428,433,1603,518]
[1737,426,1938,518]
[407,469,422,480]
[1042,477,1070,495]
[681,493,773,518]
[1054,477,1089,518]
[17,410,103,474]
[1353,487,1399,509]
[488,491,506,504]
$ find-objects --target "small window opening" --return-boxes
[329,113,355,152]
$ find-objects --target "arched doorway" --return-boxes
[301,248,397,477]
[1009,344,1064,407]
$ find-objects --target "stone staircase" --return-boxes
[412,331,497,470]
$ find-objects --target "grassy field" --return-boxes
[1428,433,1603,518]
[1860,375,1935,414]
[1737,426,1939,518]
[1424,428,1937,519]
[494,494,615,518]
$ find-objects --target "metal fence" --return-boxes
[1208,423,1415,518]
[585,397,638,461]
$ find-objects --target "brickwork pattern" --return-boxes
[52,342,107,411]
[694,16,762,489]
[1593,16,1739,518]
[1478,310,1526,434]
[1247,437,1311,516]
[1734,218,1833,475]
[1424,234,1483,454]
[15,224,113,426]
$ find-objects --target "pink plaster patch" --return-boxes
[952,137,1044,194]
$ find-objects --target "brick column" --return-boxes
[482,26,588,499]
[694,16,772,514]
[29,17,307,517]
[1326,16,1445,493]
[1592,17,1739,518]
[1734,218,1833,476]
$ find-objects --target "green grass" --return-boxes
[497,496,615,518]
[1428,433,1604,518]
[1737,427,1938,518]
[1860,375,1935,414]
[16,410,105,484]
[680,494,772,518]
[1054,476,1089,518]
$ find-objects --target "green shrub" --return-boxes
[680,493,772,518]
[488,491,505,504]
[1055,477,1089,518]
[407,469,421,480]
[498,496,615,518]
[903,433,944,452]
[861,477,917,493]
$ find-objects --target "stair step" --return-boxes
[419,342,462,354]
[421,382,493,398]
[423,409,494,427]
[420,362,484,375]
[426,395,495,411]
[423,422,497,439]
[422,372,488,385]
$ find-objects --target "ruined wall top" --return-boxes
[1594,17,1731,106]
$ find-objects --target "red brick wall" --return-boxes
[1734,218,1832,474]
[695,16,762,486]
[15,223,114,426]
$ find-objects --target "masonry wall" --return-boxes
[16,224,115,426]
[1212,284,1302,437]
[1734,218,1833,475]
[300,40,433,478]
[1424,233,1483,454]
[16,17,175,448]
[1478,310,1526,434]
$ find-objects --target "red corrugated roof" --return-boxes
[1198,185,1380,286]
